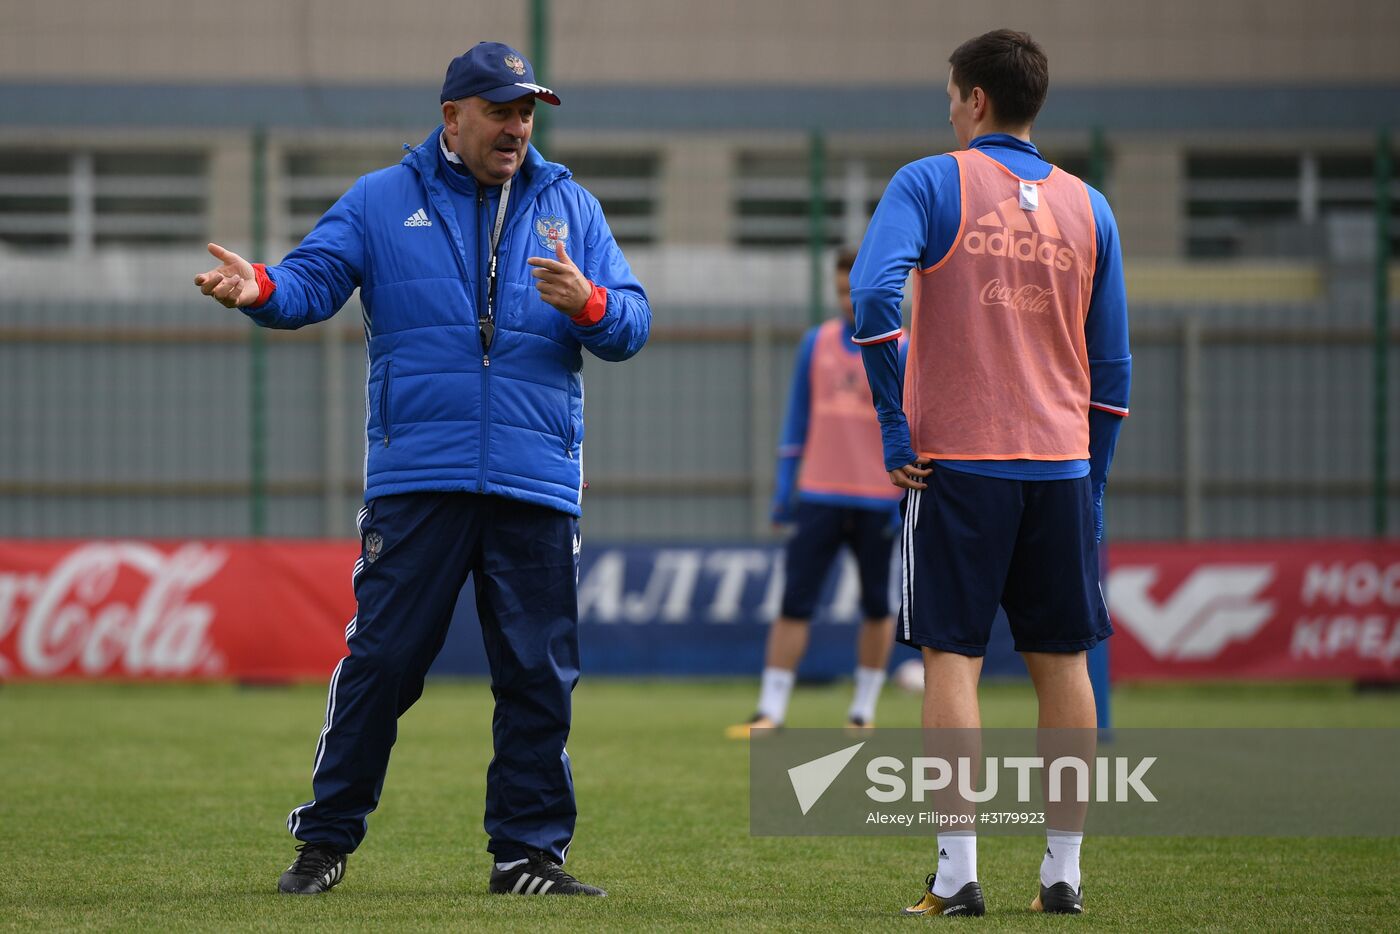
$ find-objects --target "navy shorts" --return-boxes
[781,501,896,620]
[898,465,1111,656]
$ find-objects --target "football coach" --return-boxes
[194,41,651,897]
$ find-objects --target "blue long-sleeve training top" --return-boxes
[771,318,908,519]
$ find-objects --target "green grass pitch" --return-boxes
[1,678,1397,931]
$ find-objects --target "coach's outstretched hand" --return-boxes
[528,241,593,316]
[194,243,260,309]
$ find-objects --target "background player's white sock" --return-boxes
[847,665,886,723]
[756,667,795,724]
[931,832,977,897]
[1041,829,1083,889]
[495,858,527,871]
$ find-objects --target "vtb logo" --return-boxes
[962,195,1076,271]
[1107,564,1275,660]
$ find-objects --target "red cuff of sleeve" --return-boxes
[251,263,276,309]
[852,328,904,346]
[570,283,607,327]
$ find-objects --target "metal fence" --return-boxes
[2,288,1398,542]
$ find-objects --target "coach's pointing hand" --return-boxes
[528,242,592,316]
[194,243,259,309]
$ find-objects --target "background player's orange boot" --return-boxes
[724,714,779,739]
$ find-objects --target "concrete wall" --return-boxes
[2,0,1396,86]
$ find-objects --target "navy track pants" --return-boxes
[287,492,581,863]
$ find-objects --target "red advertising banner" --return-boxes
[4,538,1398,682]
[1107,541,1400,681]
[0,540,356,681]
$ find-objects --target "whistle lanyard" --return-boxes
[480,176,512,354]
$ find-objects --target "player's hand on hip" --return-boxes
[528,241,592,315]
[889,462,932,490]
[194,243,259,309]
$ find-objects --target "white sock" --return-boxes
[848,665,886,723]
[495,858,527,871]
[1041,830,1083,889]
[756,667,795,724]
[932,833,977,897]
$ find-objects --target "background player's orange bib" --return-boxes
[797,319,902,500]
[906,149,1098,461]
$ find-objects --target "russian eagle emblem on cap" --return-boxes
[504,54,526,76]
[535,214,569,251]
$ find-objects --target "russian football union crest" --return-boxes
[534,214,570,252]
[364,531,384,564]
[504,54,526,76]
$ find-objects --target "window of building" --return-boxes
[0,148,205,251]
[281,147,400,244]
[1186,149,1399,259]
[734,147,1090,248]
[734,149,907,248]
[555,151,660,246]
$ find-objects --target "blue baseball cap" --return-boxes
[440,42,560,106]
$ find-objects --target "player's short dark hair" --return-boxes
[948,29,1049,129]
[834,246,859,272]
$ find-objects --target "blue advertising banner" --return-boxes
[429,543,1025,679]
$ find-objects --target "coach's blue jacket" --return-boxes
[243,127,651,516]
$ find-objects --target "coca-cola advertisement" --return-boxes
[978,278,1055,314]
[0,540,355,681]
